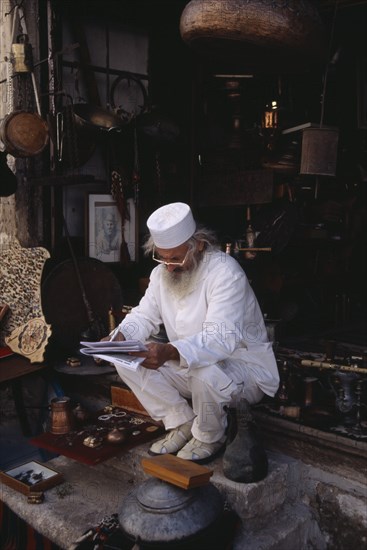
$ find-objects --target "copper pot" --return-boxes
[0,110,49,158]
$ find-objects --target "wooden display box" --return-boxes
[142,454,213,490]
[0,460,63,496]
[111,384,149,416]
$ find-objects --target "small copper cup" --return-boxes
[50,397,74,434]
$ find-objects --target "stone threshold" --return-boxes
[253,408,367,484]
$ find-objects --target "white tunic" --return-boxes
[118,251,279,398]
[111,251,279,440]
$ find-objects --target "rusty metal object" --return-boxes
[0,111,49,158]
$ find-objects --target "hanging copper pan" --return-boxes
[0,110,49,158]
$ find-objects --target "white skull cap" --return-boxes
[147,202,196,249]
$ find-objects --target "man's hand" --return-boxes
[100,331,125,342]
[94,331,125,363]
[129,342,179,370]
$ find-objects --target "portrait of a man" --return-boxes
[88,195,123,262]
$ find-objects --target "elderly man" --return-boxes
[107,202,279,463]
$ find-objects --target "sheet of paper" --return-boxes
[79,339,147,371]
[80,340,147,352]
[79,350,145,371]
[80,345,143,354]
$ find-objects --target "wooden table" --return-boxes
[0,353,49,436]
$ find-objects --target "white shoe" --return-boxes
[177,436,227,463]
[149,420,193,455]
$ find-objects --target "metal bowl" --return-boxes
[73,104,125,132]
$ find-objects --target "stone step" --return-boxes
[232,502,325,550]
[0,437,326,550]
[104,442,300,526]
[102,443,326,549]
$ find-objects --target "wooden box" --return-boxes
[0,460,63,496]
[141,454,213,490]
[111,384,149,416]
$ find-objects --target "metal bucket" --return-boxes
[300,126,339,176]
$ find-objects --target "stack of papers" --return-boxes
[80,340,147,370]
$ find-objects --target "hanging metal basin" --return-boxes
[118,478,224,548]
[72,104,125,132]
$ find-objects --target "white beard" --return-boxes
[161,263,200,300]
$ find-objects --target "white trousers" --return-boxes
[115,361,264,443]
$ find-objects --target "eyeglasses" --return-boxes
[152,247,190,267]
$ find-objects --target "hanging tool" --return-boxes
[11,6,42,116]
[110,170,131,267]
[62,215,106,341]
[56,111,64,162]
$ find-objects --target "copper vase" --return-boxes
[50,397,74,434]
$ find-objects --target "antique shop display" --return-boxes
[30,406,163,465]
[259,341,367,438]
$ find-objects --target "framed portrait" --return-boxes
[87,194,136,262]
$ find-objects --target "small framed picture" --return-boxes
[0,460,63,495]
[87,194,136,262]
